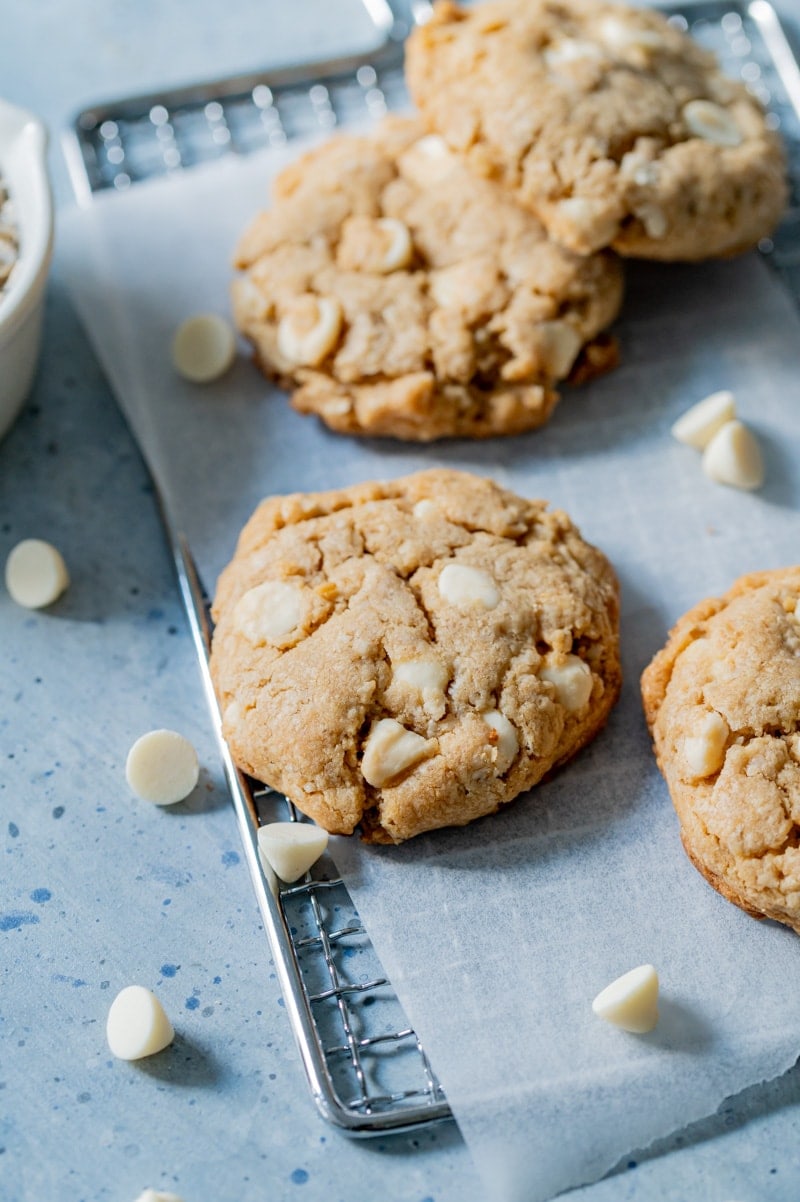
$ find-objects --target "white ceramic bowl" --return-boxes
[0,99,53,442]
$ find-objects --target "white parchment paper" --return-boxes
[60,144,800,1202]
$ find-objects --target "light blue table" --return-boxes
[2,4,800,1200]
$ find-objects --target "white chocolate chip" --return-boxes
[398,135,454,185]
[234,579,305,644]
[597,16,665,54]
[393,657,449,696]
[637,204,668,239]
[413,499,438,520]
[257,821,328,883]
[171,313,236,383]
[683,710,729,778]
[361,718,432,787]
[375,217,413,273]
[683,100,743,147]
[671,390,737,449]
[106,985,175,1060]
[702,419,764,491]
[555,197,619,249]
[539,654,593,712]
[125,729,200,805]
[438,563,500,610]
[544,38,603,69]
[277,295,342,366]
[481,710,519,773]
[5,538,70,609]
[134,1190,184,1202]
[592,964,659,1033]
[537,321,582,378]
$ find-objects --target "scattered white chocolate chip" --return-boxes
[5,538,70,609]
[106,985,175,1060]
[277,294,342,366]
[133,1190,184,1202]
[393,657,449,697]
[539,654,593,712]
[537,321,582,378]
[398,134,454,184]
[125,729,199,806]
[233,579,305,644]
[683,710,729,779]
[702,419,764,491]
[592,964,659,1033]
[257,821,329,883]
[438,563,500,610]
[544,38,603,69]
[597,16,665,54]
[671,389,737,449]
[171,313,236,383]
[375,217,413,273]
[481,710,519,773]
[361,718,431,787]
[683,99,742,147]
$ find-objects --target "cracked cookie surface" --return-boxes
[406,0,786,260]
[210,469,621,843]
[231,115,623,441]
[642,568,800,933]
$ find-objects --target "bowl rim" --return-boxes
[0,97,54,342]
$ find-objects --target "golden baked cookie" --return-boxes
[642,568,800,933]
[210,469,621,843]
[406,0,787,259]
[231,116,623,440]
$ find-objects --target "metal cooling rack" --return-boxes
[63,0,800,1137]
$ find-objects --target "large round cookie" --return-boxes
[211,469,621,843]
[232,116,623,440]
[642,568,800,934]
[406,0,787,259]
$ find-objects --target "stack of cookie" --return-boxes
[231,0,786,443]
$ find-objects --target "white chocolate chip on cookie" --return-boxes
[554,198,620,250]
[171,313,236,383]
[393,657,449,699]
[413,499,438,520]
[683,710,729,779]
[592,964,659,1033]
[671,389,736,449]
[702,419,764,491]
[5,538,70,609]
[544,38,603,70]
[438,563,500,610]
[125,730,200,806]
[397,134,454,185]
[597,16,665,54]
[683,100,742,147]
[361,718,433,787]
[106,985,175,1060]
[537,321,582,378]
[481,709,519,773]
[277,294,342,366]
[375,217,413,272]
[540,654,593,712]
[234,579,305,644]
[257,821,329,883]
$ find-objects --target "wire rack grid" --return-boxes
[64,0,800,1137]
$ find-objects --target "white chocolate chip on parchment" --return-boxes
[702,420,764,491]
[683,100,743,147]
[539,654,593,712]
[234,579,305,644]
[481,709,519,773]
[257,821,329,883]
[277,294,343,366]
[683,710,730,778]
[592,964,659,1033]
[171,313,236,383]
[671,390,737,449]
[5,538,70,609]
[106,985,175,1060]
[438,563,500,610]
[361,718,433,787]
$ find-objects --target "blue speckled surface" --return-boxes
[2,2,800,1200]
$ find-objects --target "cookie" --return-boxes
[406,0,787,259]
[232,116,623,440]
[641,568,800,933]
[210,469,621,843]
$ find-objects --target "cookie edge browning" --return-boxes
[641,567,800,933]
